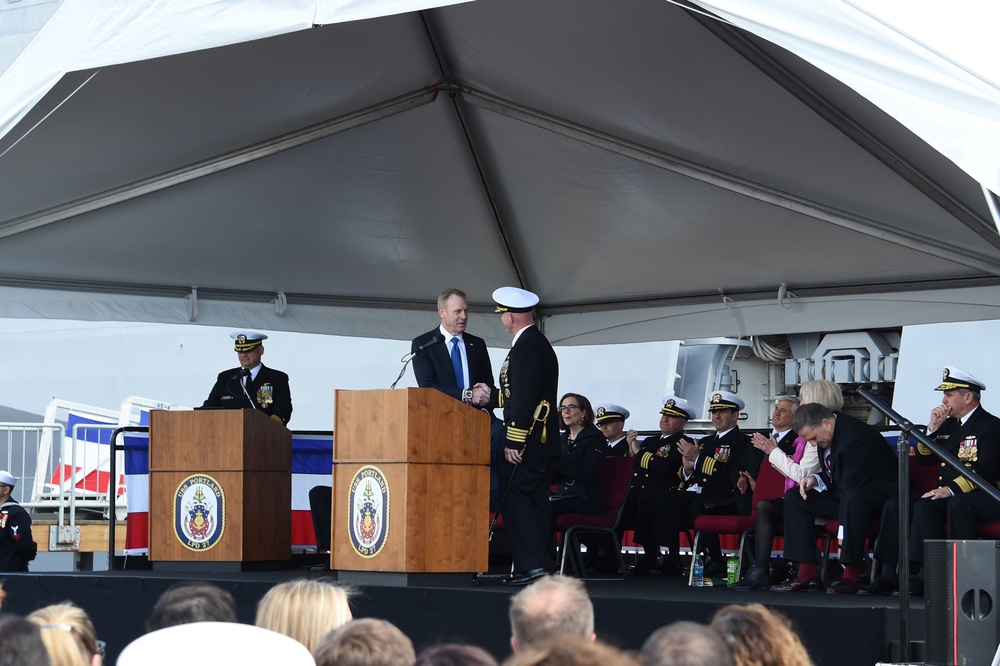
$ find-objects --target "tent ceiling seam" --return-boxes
[419,11,531,290]
[0,86,441,241]
[458,86,1000,277]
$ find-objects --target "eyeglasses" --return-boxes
[558,404,581,413]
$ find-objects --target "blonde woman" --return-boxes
[29,602,103,666]
[255,577,354,651]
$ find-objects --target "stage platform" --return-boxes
[0,562,924,665]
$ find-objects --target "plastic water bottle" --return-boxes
[691,553,704,587]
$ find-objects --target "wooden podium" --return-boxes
[147,409,292,563]
[331,388,490,574]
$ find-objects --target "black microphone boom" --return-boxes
[415,335,442,354]
[390,336,442,389]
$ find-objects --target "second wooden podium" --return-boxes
[331,388,490,574]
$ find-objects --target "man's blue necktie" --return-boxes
[450,337,465,389]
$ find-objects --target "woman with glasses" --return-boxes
[550,393,607,519]
[29,602,104,666]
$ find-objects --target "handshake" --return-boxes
[466,383,492,407]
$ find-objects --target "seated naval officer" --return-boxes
[893,366,1000,597]
[596,404,631,457]
[202,331,293,425]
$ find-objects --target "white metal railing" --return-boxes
[0,421,65,508]
[1,396,188,554]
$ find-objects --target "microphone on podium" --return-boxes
[390,336,442,389]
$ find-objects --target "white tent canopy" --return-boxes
[1,0,999,347]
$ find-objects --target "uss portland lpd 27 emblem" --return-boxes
[348,465,390,558]
[174,474,225,551]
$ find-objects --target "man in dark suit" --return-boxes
[632,391,750,576]
[411,288,495,406]
[493,286,560,585]
[412,287,502,509]
[771,402,897,594]
[202,331,292,425]
[596,403,631,456]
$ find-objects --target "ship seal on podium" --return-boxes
[348,465,389,558]
[173,474,226,552]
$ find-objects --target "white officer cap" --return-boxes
[936,366,986,393]
[661,396,696,420]
[708,390,745,411]
[492,286,539,313]
[230,330,268,352]
[0,470,16,486]
[117,622,314,666]
[596,404,630,424]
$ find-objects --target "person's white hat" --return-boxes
[230,330,268,352]
[596,404,630,424]
[936,366,986,392]
[492,286,539,313]
[660,396,696,420]
[0,470,16,486]
[708,390,746,412]
[117,622,315,666]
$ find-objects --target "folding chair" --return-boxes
[554,456,636,580]
[689,459,787,584]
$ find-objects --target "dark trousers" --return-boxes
[910,492,1000,565]
[500,458,555,573]
[785,483,891,567]
[949,491,1000,537]
[634,489,733,564]
[871,489,920,574]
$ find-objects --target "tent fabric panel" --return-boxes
[0,12,446,221]
[689,0,1000,193]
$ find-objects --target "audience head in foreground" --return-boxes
[709,604,813,666]
[502,637,640,666]
[28,603,103,666]
[509,575,595,652]
[415,643,499,666]
[640,621,733,666]
[313,618,416,666]
[0,614,52,666]
[146,580,237,631]
[255,577,354,651]
[117,622,314,666]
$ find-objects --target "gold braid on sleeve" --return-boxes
[518,400,552,455]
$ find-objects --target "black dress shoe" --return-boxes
[730,565,769,592]
[504,568,549,586]
[858,576,898,596]
[826,579,861,595]
[770,577,823,593]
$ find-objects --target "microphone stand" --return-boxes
[390,350,418,389]
[238,369,257,409]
